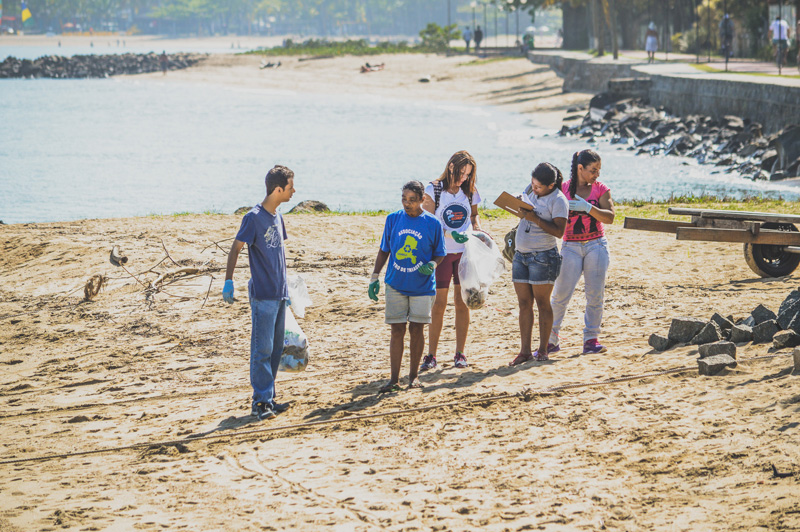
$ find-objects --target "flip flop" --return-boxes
[408,379,424,389]
[378,382,402,394]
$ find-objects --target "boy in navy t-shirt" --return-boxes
[369,180,446,392]
[223,165,296,421]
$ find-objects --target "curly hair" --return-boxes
[402,180,425,201]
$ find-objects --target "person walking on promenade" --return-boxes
[769,16,791,67]
[463,26,473,53]
[419,151,483,371]
[474,26,484,52]
[548,150,615,356]
[645,22,659,63]
[509,163,569,366]
[719,14,735,58]
[369,181,446,392]
[159,51,168,75]
[223,165,296,421]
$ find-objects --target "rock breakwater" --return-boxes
[560,93,800,183]
[0,53,205,79]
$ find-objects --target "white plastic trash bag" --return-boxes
[280,306,309,372]
[458,231,506,310]
[287,274,313,318]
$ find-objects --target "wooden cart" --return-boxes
[624,208,800,278]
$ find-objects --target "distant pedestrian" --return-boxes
[159,51,168,75]
[769,16,791,67]
[474,26,484,52]
[645,22,659,63]
[719,14,734,58]
[463,26,473,53]
[223,165,296,421]
[369,181,446,392]
[556,28,563,48]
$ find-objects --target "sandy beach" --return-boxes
[1,48,799,531]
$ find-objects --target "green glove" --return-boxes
[451,231,469,244]
[419,260,437,276]
[368,273,380,301]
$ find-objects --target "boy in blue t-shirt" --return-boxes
[369,180,446,392]
[223,165,296,421]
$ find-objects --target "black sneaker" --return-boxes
[252,401,276,421]
[270,401,290,414]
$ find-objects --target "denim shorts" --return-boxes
[512,247,562,285]
[384,285,435,324]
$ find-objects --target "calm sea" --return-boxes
[2,70,798,224]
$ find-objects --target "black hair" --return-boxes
[266,165,294,196]
[531,162,563,192]
[402,180,425,201]
[568,150,601,199]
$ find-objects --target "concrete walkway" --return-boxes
[532,48,800,88]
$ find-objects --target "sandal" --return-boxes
[408,378,424,389]
[378,382,402,394]
[535,351,549,362]
[509,353,533,367]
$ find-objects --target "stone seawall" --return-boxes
[646,75,800,135]
[529,52,800,135]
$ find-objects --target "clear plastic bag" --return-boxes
[287,274,313,318]
[458,231,506,310]
[280,306,309,372]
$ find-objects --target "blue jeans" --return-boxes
[249,286,286,405]
[549,237,610,345]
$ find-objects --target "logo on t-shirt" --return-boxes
[441,203,469,229]
[396,235,419,264]
[263,225,281,248]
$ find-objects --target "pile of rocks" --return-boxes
[649,290,800,373]
[0,53,205,79]
[559,94,800,182]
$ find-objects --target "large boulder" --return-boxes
[288,200,330,214]
[773,330,800,350]
[668,317,705,344]
[777,290,800,333]
[698,354,737,376]
[698,341,736,359]
[692,321,723,345]
[753,319,780,344]
[751,304,777,326]
[729,323,753,344]
[648,333,673,352]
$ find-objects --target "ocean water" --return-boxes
[1,76,798,224]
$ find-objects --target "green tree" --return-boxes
[418,22,460,51]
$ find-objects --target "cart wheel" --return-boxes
[743,223,800,277]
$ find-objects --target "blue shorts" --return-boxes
[512,247,562,285]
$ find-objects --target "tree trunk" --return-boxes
[609,0,619,59]
[592,0,605,55]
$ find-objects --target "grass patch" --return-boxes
[616,195,800,221]
[690,63,800,79]
[246,39,442,58]
[458,56,524,66]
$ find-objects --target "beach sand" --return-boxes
[1,51,799,531]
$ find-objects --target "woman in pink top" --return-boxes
[546,149,615,355]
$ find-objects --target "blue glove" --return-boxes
[368,274,380,302]
[223,279,234,304]
[568,196,593,214]
[419,260,437,276]
[450,231,469,244]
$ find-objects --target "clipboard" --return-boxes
[493,192,532,217]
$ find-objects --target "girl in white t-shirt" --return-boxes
[419,150,483,370]
[509,162,569,366]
